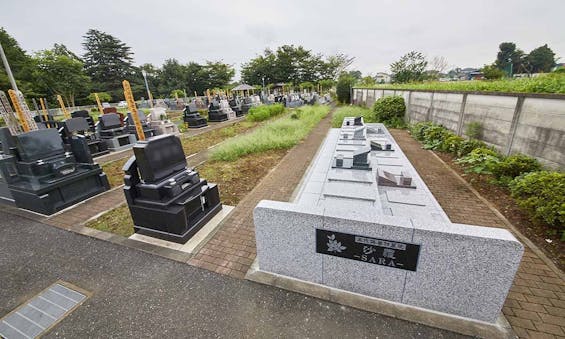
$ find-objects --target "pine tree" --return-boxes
[82,29,135,100]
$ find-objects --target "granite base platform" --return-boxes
[251,121,523,337]
[129,205,234,253]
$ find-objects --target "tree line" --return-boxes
[387,42,559,83]
[0,27,354,107]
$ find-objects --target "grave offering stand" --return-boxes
[183,103,208,128]
[123,134,222,243]
[251,118,523,338]
[0,128,110,214]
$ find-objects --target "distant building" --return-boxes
[374,72,391,84]
[447,67,483,80]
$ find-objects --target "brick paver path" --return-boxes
[389,129,565,339]
[188,109,335,278]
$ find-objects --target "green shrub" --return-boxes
[336,74,354,103]
[372,96,406,128]
[455,147,501,174]
[421,124,451,150]
[438,134,465,153]
[509,171,565,229]
[331,106,376,127]
[246,104,285,122]
[492,154,542,185]
[456,138,486,157]
[409,122,434,142]
[465,121,482,139]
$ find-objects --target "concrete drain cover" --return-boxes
[0,281,89,338]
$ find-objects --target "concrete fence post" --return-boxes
[456,93,468,136]
[504,96,525,156]
[406,91,413,124]
[425,92,435,121]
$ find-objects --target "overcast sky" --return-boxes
[1,0,563,79]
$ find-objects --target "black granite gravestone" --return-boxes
[71,110,95,132]
[183,103,208,128]
[61,117,109,157]
[241,97,253,114]
[352,146,372,170]
[0,128,109,214]
[126,111,156,139]
[123,134,222,243]
[96,113,137,151]
[207,100,228,122]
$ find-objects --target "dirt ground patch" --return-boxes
[198,150,288,206]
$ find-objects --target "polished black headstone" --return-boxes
[15,129,65,162]
[99,113,122,129]
[133,135,186,183]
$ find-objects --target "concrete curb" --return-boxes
[246,260,515,339]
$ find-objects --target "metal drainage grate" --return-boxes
[0,282,88,339]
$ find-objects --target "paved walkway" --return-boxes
[0,210,465,338]
[389,129,565,339]
[188,109,335,278]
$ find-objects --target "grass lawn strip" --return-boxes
[211,105,330,161]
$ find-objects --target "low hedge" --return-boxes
[246,104,285,122]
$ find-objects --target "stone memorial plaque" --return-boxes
[376,158,403,166]
[386,190,428,206]
[323,182,376,201]
[327,169,373,183]
[316,229,420,271]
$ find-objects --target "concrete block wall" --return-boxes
[352,88,565,169]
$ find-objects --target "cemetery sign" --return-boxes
[315,229,421,271]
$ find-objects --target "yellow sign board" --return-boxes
[122,80,145,141]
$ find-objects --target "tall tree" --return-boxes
[494,42,523,75]
[202,61,234,90]
[33,46,91,106]
[0,27,36,96]
[241,45,350,86]
[526,44,556,73]
[390,51,428,83]
[82,29,135,100]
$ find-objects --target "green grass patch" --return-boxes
[331,106,376,127]
[246,104,285,122]
[359,73,565,94]
[212,105,330,161]
[86,204,134,237]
